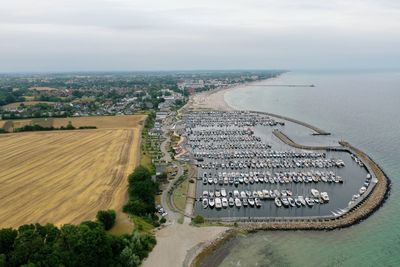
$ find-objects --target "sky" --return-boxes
[1,0,400,72]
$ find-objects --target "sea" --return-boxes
[203,70,400,267]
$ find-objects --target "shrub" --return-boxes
[159,217,166,224]
[192,215,204,224]
[96,210,116,230]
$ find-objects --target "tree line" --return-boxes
[0,213,155,267]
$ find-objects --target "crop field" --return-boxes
[1,101,57,109]
[0,115,145,228]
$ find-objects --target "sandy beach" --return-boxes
[142,223,228,267]
[189,87,234,111]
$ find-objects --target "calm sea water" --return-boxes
[212,71,400,267]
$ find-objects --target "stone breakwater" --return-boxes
[191,126,390,267]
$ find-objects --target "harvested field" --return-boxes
[0,115,145,228]
[0,115,145,132]
[52,115,145,129]
[2,101,56,109]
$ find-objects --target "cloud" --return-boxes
[0,0,399,71]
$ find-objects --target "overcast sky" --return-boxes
[1,0,399,72]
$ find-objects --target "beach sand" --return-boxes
[189,87,235,111]
[142,223,228,267]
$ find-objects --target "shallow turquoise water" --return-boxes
[217,71,400,267]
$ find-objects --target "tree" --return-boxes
[0,228,17,255]
[96,210,116,230]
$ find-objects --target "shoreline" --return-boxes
[184,80,391,267]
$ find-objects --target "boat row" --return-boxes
[201,188,329,202]
[194,150,326,160]
[202,170,344,185]
[202,196,263,209]
[197,158,345,169]
[184,111,284,128]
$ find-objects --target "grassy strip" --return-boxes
[172,177,189,212]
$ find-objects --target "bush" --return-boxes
[192,215,204,224]
[124,166,158,217]
[96,210,116,230]
[159,217,166,224]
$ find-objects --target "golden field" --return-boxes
[0,115,145,229]
[2,101,56,109]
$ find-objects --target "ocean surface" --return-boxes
[208,71,400,267]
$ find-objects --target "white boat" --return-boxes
[281,197,289,207]
[215,190,221,197]
[257,191,264,199]
[288,197,295,207]
[240,191,247,198]
[202,198,208,208]
[209,190,214,197]
[262,189,270,199]
[311,189,320,198]
[215,197,222,209]
[305,197,314,207]
[235,198,242,207]
[298,196,306,206]
[221,188,227,197]
[255,198,262,207]
[248,198,255,206]
[228,197,234,207]
[359,186,367,195]
[233,190,239,197]
[275,197,282,207]
[222,197,228,208]
[209,198,215,208]
[320,192,329,202]
[242,197,248,206]
[202,191,208,198]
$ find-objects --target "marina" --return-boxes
[183,111,377,220]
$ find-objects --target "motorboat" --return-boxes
[298,195,306,206]
[209,189,214,197]
[215,197,222,209]
[215,190,221,197]
[281,197,289,207]
[275,197,282,207]
[222,197,228,208]
[320,192,329,202]
[202,198,208,209]
[221,188,227,197]
[248,198,255,206]
[209,198,215,208]
[255,198,262,207]
[305,197,314,207]
[359,187,367,195]
[288,197,295,207]
[235,198,242,207]
[228,197,234,207]
[311,189,320,198]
